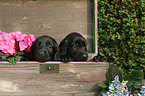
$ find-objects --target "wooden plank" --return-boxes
[95,0,98,54]
[0,62,108,96]
[0,0,88,41]
[0,0,95,53]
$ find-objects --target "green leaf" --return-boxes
[106,64,123,82]
[126,69,144,93]
[7,57,16,65]
[15,55,22,62]
[98,89,108,96]
[7,55,22,65]
[126,69,144,81]
[98,80,109,88]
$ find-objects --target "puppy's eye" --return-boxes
[46,43,52,48]
[74,43,79,48]
[37,42,41,46]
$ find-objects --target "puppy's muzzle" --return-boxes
[81,54,88,60]
[38,51,45,56]
[82,54,88,59]
[75,52,88,61]
[35,50,51,61]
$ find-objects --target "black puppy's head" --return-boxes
[55,32,88,62]
[67,34,88,61]
[31,35,58,62]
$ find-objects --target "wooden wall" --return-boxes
[0,0,95,53]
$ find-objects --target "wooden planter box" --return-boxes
[0,61,108,96]
[0,0,109,96]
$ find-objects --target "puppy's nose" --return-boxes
[38,52,45,56]
[82,54,88,59]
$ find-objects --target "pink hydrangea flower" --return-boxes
[19,34,35,51]
[19,41,28,51]
[0,30,36,55]
[2,39,15,55]
[0,30,5,34]
[9,31,27,41]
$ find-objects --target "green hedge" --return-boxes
[98,0,145,75]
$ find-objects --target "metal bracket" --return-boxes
[39,63,60,74]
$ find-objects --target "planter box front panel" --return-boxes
[0,62,108,96]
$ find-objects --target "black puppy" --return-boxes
[92,53,107,62]
[55,32,88,62]
[30,35,58,62]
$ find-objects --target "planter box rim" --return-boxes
[0,61,109,65]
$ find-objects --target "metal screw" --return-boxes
[47,66,51,70]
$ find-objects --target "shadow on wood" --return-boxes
[88,83,102,96]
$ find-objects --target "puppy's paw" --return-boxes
[61,56,72,63]
[61,56,67,62]
[92,54,107,62]
[68,57,73,62]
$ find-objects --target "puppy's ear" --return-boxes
[29,41,36,61]
[60,41,68,56]
[30,44,34,60]
[54,41,68,61]
[53,42,61,61]
[53,41,58,52]
[54,48,60,61]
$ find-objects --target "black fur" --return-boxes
[92,54,107,62]
[55,32,88,62]
[30,35,58,62]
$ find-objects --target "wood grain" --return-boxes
[0,0,95,53]
[0,61,108,96]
